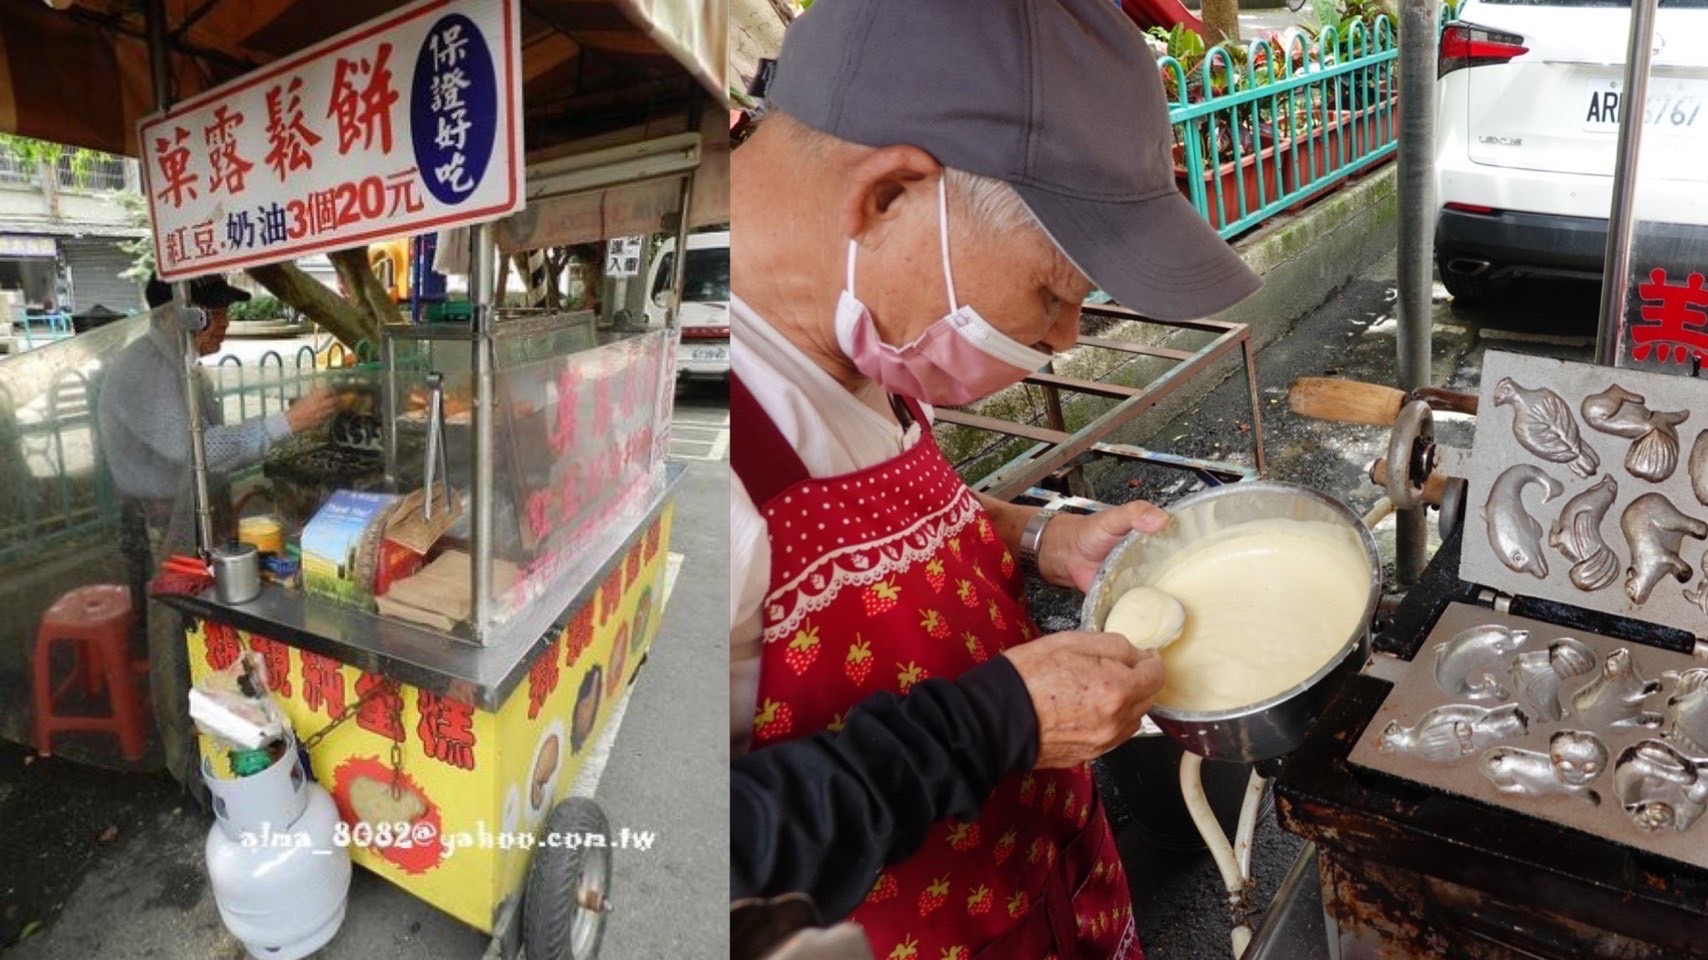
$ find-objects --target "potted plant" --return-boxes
[1153,26,1286,233]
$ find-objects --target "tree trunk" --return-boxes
[245,260,380,348]
[327,246,406,332]
[1202,0,1241,46]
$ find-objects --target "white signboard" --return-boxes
[139,0,523,281]
[605,237,643,277]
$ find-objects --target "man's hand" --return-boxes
[285,387,340,434]
[1038,501,1170,592]
[1003,631,1163,769]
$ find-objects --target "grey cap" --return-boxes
[768,0,1261,321]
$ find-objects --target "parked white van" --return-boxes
[645,230,729,382]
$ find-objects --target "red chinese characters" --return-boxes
[644,517,662,561]
[327,43,400,155]
[416,691,476,770]
[300,651,347,718]
[527,638,562,720]
[203,105,254,195]
[203,621,241,671]
[550,367,581,455]
[527,489,553,542]
[152,126,199,209]
[354,673,404,742]
[558,471,580,526]
[247,636,293,697]
[1633,268,1708,364]
[264,76,322,181]
[598,566,624,625]
[564,603,595,668]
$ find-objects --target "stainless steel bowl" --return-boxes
[1079,481,1380,762]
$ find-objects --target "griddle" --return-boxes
[1273,351,1708,960]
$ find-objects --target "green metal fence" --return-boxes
[1164,18,1400,238]
[0,338,368,567]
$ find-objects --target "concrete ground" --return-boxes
[0,380,731,960]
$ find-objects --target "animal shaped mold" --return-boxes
[1580,384,1688,483]
[1435,624,1530,701]
[1663,667,1708,756]
[1613,739,1708,833]
[1690,430,1708,508]
[1379,703,1530,762]
[1483,465,1564,579]
[1480,730,1608,806]
[1507,637,1598,723]
[1547,475,1621,592]
[1571,648,1663,729]
[1493,377,1599,478]
[1619,494,1706,604]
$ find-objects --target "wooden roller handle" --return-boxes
[1370,458,1449,507]
[1289,378,1479,427]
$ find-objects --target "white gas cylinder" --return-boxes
[204,738,351,960]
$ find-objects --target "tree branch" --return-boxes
[327,246,406,331]
[245,261,378,348]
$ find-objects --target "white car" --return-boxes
[645,230,729,383]
[1434,0,1708,304]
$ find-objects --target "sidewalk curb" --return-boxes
[939,163,1400,480]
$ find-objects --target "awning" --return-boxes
[0,0,726,159]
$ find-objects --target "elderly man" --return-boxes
[729,0,1262,956]
[100,274,336,785]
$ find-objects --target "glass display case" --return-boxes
[382,314,673,640]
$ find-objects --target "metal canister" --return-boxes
[210,541,262,605]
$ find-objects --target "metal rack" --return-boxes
[935,303,1265,499]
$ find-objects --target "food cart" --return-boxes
[0,0,724,957]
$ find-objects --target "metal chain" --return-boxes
[387,684,406,799]
[299,682,388,751]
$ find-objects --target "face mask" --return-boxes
[833,177,1053,406]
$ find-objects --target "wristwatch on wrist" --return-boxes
[1018,507,1059,578]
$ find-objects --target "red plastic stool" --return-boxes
[32,585,149,761]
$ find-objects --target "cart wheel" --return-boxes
[523,797,612,960]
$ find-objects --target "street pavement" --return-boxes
[0,380,732,959]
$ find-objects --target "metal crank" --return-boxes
[1367,399,1472,540]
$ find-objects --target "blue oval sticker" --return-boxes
[411,14,498,206]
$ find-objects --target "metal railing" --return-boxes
[1164,18,1401,238]
[0,372,114,565]
[0,337,369,566]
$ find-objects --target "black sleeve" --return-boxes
[730,654,1039,921]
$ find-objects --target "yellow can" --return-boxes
[238,515,285,555]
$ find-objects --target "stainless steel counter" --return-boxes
[160,462,684,711]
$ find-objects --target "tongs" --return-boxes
[421,371,451,521]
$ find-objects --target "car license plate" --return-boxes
[690,345,728,362]
[1584,78,1708,134]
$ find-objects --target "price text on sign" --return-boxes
[138,0,523,281]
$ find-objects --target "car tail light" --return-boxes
[680,326,727,340]
[1439,23,1529,79]
[1445,202,1498,215]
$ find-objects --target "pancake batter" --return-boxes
[1134,518,1369,712]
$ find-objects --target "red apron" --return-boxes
[733,375,1140,960]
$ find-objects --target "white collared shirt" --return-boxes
[729,293,927,753]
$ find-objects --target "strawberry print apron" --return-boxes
[733,375,1141,960]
